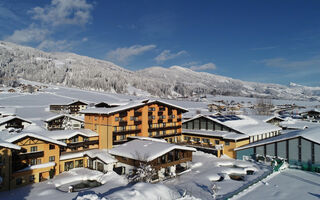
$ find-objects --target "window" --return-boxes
[130,116,134,121]
[37,159,41,164]
[202,138,210,144]
[148,107,155,111]
[70,137,78,143]
[115,117,119,121]
[94,116,98,121]
[114,126,117,132]
[159,115,166,119]
[225,141,230,146]
[49,156,55,162]
[148,132,152,137]
[148,115,155,120]
[31,159,37,165]
[194,138,200,143]
[83,137,89,142]
[215,140,220,145]
[30,146,37,152]
[75,159,84,168]
[94,124,98,131]
[49,144,55,150]
[119,135,126,140]
[170,115,175,119]
[156,131,160,136]
[29,175,35,183]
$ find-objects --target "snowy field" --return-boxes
[233,169,320,200]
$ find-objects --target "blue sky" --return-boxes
[1,0,320,86]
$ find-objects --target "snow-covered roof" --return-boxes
[60,151,84,161]
[183,129,249,141]
[44,114,84,122]
[51,100,89,106]
[2,132,66,146]
[0,138,21,150]
[22,124,46,133]
[81,99,188,115]
[15,162,56,173]
[109,139,196,162]
[250,115,284,123]
[84,149,117,164]
[0,116,32,125]
[45,129,98,140]
[279,119,320,130]
[184,114,281,137]
[127,136,167,143]
[235,127,320,151]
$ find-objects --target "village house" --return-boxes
[0,132,66,189]
[109,137,196,180]
[181,114,281,158]
[81,99,187,149]
[49,100,88,115]
[0,116,32,131]
[44,114,84,130]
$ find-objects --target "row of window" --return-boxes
[114,125,139,132]
[249,131,280,143]
[183,136,230,146]
[148,129,178,137]
[30,157,57,165]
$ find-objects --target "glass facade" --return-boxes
[277,141,286,159]
[266,143,275,157]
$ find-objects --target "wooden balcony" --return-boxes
[67,140,99,148]
[148,125,181,132]
[134,121,142,125]
[119,121,127,126]
[113,129,140,135]
[16,151,44,160]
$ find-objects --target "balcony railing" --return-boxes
[148,125,181,132]
[16,151,44,160]
[67,140,99,148]
[113,129,140,135]
[134,112,142,117]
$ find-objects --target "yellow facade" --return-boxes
[84,102,184,149]
[181,133,249,158]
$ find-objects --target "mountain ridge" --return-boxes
[1,41,320,101]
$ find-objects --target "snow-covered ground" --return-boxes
[0,152,270,200]
[233,169,320,200]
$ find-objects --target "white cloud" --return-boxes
[106,44,156,63]
[260,56,320,68]
[190,62,217,71]
[4,25,49,44]
[155,50,187,63]
[30,0,93,26]
[37,40,73,51]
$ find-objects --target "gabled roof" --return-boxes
[45,129,98,140]
[0,116,32,126]
[82,99,188,115]
[183,114,281,136]
[51,100,89,106]
[183,129,249,141]
[44,114,84,122]
[84,149,117,164]
[235,127,320,151]
[4,132,66,146]
[109,139,196,162]
[0,138,21,150]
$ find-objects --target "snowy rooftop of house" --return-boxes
[249,115,284,123]
[127,136,167,143]
[279,118,320,130]
[51,99,89,106]
[109,139,196,162]
[44,114,84,122]
[185,114,281,136]
[298,108,320,114]
[0,116,32,125]
[0,131,66,147]
[16,162,55,173]
[235,126,320,151]
[44,129,98,140]
[60,151,85,161]
[82,99,188,115]
[0,138,21,150]
[84,149,117,164]
[22,124,46,133]
[183,129,249,141]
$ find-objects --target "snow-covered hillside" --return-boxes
[1,41,320,100]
